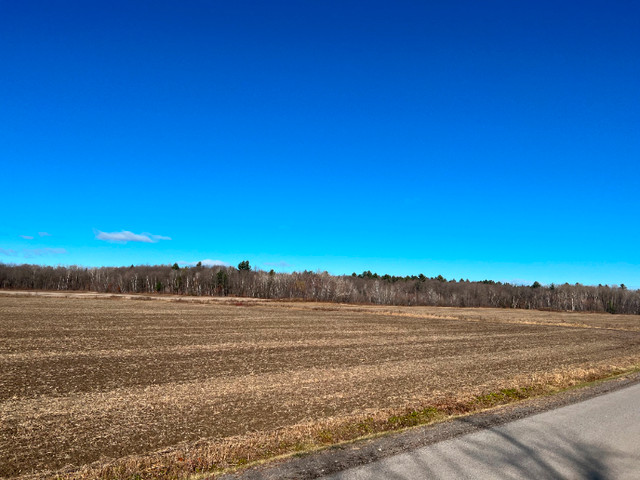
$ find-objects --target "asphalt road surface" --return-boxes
[322,383,640,480]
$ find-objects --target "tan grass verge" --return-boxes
[12,361,635,480]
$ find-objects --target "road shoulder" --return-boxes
[218,371,640,480]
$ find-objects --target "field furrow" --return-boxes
[1,294,640,478]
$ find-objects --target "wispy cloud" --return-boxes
[200,259,228,267]
[150,234,171,241]
[23,248,67,258]
[179,259,229,267]
[264,261,291,268]
[95,230,171,244]
[19,235,34,240]
[0,248,66,258]
[38,232,51,237]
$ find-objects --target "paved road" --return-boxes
[322,383,640,480]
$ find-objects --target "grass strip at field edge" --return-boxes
[211,364,640,480]
[12,364,639,480]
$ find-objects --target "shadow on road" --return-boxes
[359,417,634,480]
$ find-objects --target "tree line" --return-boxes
[0,261,638,314]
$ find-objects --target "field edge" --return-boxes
[20,362,638,480]
[215,364,640,480]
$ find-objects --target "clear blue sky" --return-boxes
[1,1,638,287]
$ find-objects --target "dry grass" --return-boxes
[1,292,640,479]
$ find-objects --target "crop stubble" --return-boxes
[1,294,640,478]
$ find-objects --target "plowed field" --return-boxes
[2,292,640,479]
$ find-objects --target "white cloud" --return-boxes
[150,234,171,241]
[179,259,229,267]
[95,230,171,244]
[38,232,52,237]
[20,235,34,240]
[0,248,66,258]
[200,259,229,267]
[23,248,67,258]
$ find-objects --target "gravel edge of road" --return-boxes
[216,371,640,480]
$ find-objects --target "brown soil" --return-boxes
[1,292,640,479]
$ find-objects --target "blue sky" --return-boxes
[1,1,638,287]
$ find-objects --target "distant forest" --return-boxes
[0,262,638,314]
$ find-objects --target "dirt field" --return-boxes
[2,292,640,479]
